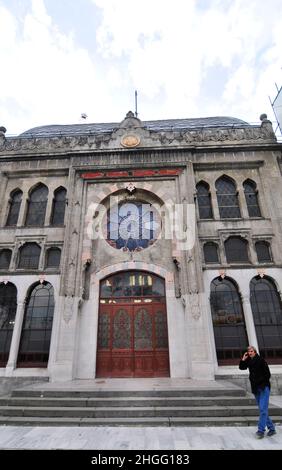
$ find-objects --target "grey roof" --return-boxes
[20,116,250,137]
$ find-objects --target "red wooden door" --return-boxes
[96,301,170,377]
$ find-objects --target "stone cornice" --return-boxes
[0,123,277,157]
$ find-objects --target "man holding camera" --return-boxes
[239,346,276,439]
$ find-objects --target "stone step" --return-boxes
[11,388,246,398]
[0,396,256,408]
[0,404,281,418]
[0,415,281,427]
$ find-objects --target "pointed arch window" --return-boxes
[6,189,22,226]
[210,277,248,364]
[25,184,48,226]
[216,176,240,218]
[50,187,67,226]
[0,283,17,367]
[243,180,261,217]
[203,242,219,263]
[196,182,213,219]
[225,236,249,263]
[250,276,282,363]
[17,282,54,367]
[255,241,272,263]
[18,243,41,270]
[0,249,12,270]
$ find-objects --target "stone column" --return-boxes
[51,168,85,381]
[210,187,220,220]
[5,300,25,375]
[241,295,259,351]
[0,172,8,226]
[17,188,28,227]
[45,190,54,226]
[238,185,248,219]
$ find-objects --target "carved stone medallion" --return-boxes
[121,134,140,148]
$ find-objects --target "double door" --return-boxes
[96,301,170,377]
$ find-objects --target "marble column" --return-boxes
[5,300,25,375]
[241,295,259,351]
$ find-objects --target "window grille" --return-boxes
[50,188,67,226]
[25,185,48,226]
[196,182,213,219]
[216,177,241,218]
[255,241,272,263]
[225,236,249,263]
[0,283,17,366]
[210,277,248,364]
[18,243,41,269]
[243,180,261,217]
[203,243,219,263]
[45,248,61,268]
[0,249,12,269]
[250,277,282,363]
[17,282,54,367]
[6,190,22,226]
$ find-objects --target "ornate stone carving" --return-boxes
[189,293,200,320]
[63,296,74,323]
[0,121,277,155]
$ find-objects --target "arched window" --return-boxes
[255,241,272,263]
[0,283,17,367]
[196,182,213,219]
[203,242,219,263]
[225,236,249,263]
[215,176,240,219]
[50,187,67,226]
[250,277,282,363]
[243,179,261,217]
[25,184,48,226]
[0,249,12,269]
[18,243,41,270]
[45,248,61,269]
[17,282,54,367]
[6,189,22,226]
[210,277,248,364]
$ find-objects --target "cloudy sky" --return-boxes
[0,0,282,136]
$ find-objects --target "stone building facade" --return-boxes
[0,111,282,384]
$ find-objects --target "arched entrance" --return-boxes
[96,271,170,377]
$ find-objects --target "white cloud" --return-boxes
[0,0,282,134]
[93,0,282,125]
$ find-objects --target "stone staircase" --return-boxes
[0,384,282,426]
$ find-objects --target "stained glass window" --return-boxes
[134,308,152,350]
[107,201,160,251]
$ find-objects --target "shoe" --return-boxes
[267,429,276,437]
[256,431,264,439]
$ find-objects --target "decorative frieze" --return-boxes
[0,124,276,156]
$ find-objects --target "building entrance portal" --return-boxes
[96,271,170,378]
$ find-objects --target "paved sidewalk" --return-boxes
[0,424,281,450]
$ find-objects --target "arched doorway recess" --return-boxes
[96,271,170,377]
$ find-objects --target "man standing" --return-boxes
[239,345,276,439]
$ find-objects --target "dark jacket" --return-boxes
[239,354,271,394]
